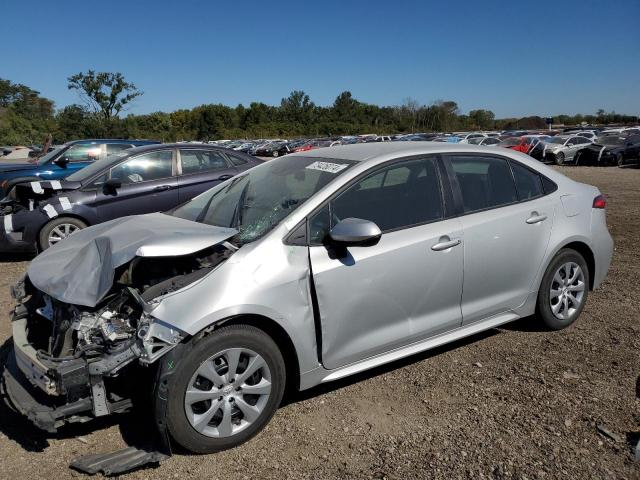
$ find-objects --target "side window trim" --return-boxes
[305,154,447,245]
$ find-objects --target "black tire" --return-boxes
[166,325,286,454]
[272,150,279,157]
[574,151,581,166]
[616,153,625,167]
[536,249,590,330]
[38,216,87,250]
[555,151,565,165]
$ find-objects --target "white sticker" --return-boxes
[59,197,72,211]
[43,204,58,219]
[305,161,349,174]
[31,182,44,194]
[50,180,62,190]
[3,214,13,233]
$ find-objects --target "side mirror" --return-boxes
[54,156,70,167]
[103,178,122,192]
[329,218,382,247]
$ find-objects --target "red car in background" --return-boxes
[292,139,340,153]
[499,135,550,154]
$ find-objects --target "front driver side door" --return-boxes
[308,157,464,370]
[94,149,178,222]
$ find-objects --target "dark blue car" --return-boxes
[0,139,159,195]
[0,143,262,252]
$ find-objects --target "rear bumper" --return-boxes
[590,209,614,289]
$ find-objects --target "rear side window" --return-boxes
[226,153,249,166]
[180,150,229,174]
[510,161,543,200]
[450,156,517,213]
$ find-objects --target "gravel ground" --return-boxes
[0,166,638,479]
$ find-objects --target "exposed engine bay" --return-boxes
[3,243,233,432]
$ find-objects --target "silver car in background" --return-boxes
[3,143,613,455]
[543,134,594,164]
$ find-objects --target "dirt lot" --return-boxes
[0,166,638,479]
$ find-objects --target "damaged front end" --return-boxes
[3,238,235,433]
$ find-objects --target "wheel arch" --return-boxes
[554,240,596,290]
[193,314,301,394]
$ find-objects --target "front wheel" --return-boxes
[536,249,589,330]
[38,216,87,250]
[166,325,286,454]
[555,151,565,165]
[616,153,625,167]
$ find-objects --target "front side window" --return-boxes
[309,157,443,243]
[110,150,173,184]
[106,143,133,155]
[171,156,355,245]
[65,143,103,162]
[450,156,517,213]
[180,150,229,174]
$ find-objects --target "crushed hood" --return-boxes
[27,212,238,307]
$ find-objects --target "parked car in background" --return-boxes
[293,139,338,153]
[457,133,488,144]
[536,135,593,165]
[500,135,550,154]
[0,144,261,252]
[395,133,440,141]
[254,141,290,157]
[0,146,33,162]
[467,136,502,146]
[0,139,159,196]
[575,134,640,166]
[2,142,612,457]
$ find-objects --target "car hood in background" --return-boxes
[27,213,238,307]
[0,162,38,172]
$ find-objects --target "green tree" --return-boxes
[67,70,142,122]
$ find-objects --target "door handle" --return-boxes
[431,238,461,251]
[216,174,233,181]
[153,185,172,192]
[526,213,547,224]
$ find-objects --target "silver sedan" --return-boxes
[6,142,613,455]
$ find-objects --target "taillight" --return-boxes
[593,195,606,209]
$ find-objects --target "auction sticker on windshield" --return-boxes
[306,161,349,174]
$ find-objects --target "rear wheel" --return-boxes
[38,216,87,250]
[166,325,285,454]
[537,249,589,330]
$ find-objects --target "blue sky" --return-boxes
[2,0,638,118]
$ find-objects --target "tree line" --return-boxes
[0,72,637,145]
